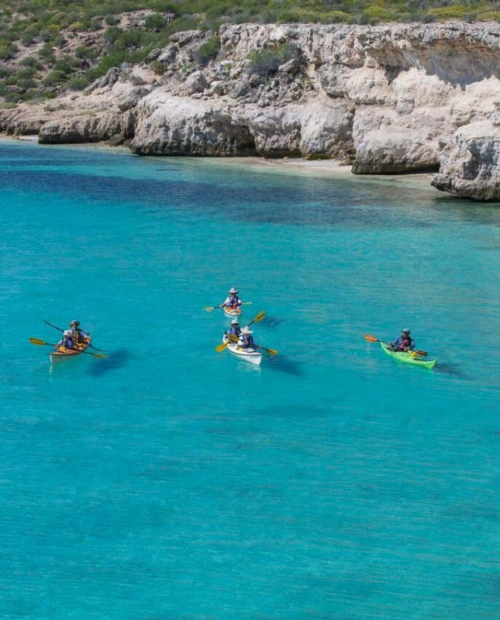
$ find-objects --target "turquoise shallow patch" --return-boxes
[1,140,500,619]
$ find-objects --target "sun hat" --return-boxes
[228,287,238,294]
[401,328,411,334]
[231,319,239,325]
[64,329,72,337]
[70,320,80,326]
[241,327,253,335]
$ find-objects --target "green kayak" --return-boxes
[380,342,437,369]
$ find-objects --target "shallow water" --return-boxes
[1,140,500,619]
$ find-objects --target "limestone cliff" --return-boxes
[2,22,500,200]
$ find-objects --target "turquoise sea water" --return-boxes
[2,139,500,619]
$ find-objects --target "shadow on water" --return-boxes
[435,362,471,380]
[87,348,135,377]
[260,315,286,330]
[266,355,304,377]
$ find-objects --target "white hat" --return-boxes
[402,328,411,334]
[231,319,239,325]
[63,329,72,337]
[228,287,238,294]
[241,326,253,335]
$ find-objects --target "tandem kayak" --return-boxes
[49,342,90,366]
[223,335,262,365]
[380,342,437,369]
[224,306,242,318]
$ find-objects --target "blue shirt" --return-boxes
[58,337,74,350]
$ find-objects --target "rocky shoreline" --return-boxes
[2,22,500,201]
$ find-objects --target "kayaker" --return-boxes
[238,326,255,350]
[391,328,415,352]
[227,319,241,337]
[70,320,90,347]
[57,330,75,350]
[220,288,242,309]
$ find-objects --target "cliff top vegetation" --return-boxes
[0,0,499,105]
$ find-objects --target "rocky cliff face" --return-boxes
[2,22,500,200]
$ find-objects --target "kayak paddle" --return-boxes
[255,344,278,355]
[215,312,266,353]
[247,311,265,327]
[364,334,428,357]
[44,320,107,352]
[205,302,253,312]
[29,337,108,359]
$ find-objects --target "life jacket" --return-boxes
[72,329,87,345]
[238,334,254,349]
[227,296,241,307]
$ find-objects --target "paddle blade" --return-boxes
[415,349,428,357]
[29,338,47,346]
[364,334,378,343]
[215,341,229,353]
[241,302,253,306]
[228,334,239,343]
[266,348,278,355]
[90,352,108,359]
[204,306,216,312]
[252,311,266,324]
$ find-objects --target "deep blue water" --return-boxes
[1,140,500,619]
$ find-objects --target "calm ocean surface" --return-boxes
[1,139,500,619]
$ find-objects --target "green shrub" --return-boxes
[17,77,37,89]
[75,46,98,60]
[150,60,166,74]
[54,57,73,74]
[67,76,89,90]
[43,70,67,86]
[105,15,120,26]
[17,66,37,79]
[0,43,17,59]
[195,36,220,66]
[429,5,469,18]
[20,56,43,69]
[84,52,126,82]
[246,43,299,77]
[21,32,35,45]
[144,13,167,30]
[104,26,122,45]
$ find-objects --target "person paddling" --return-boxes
[70,320,90,347]
[57,330,75,350]
[220,288,242,309]
[390,328,415,352]
[227,319,241,338]
[238,326,255,350]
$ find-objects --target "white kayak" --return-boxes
[223,335,262,366]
